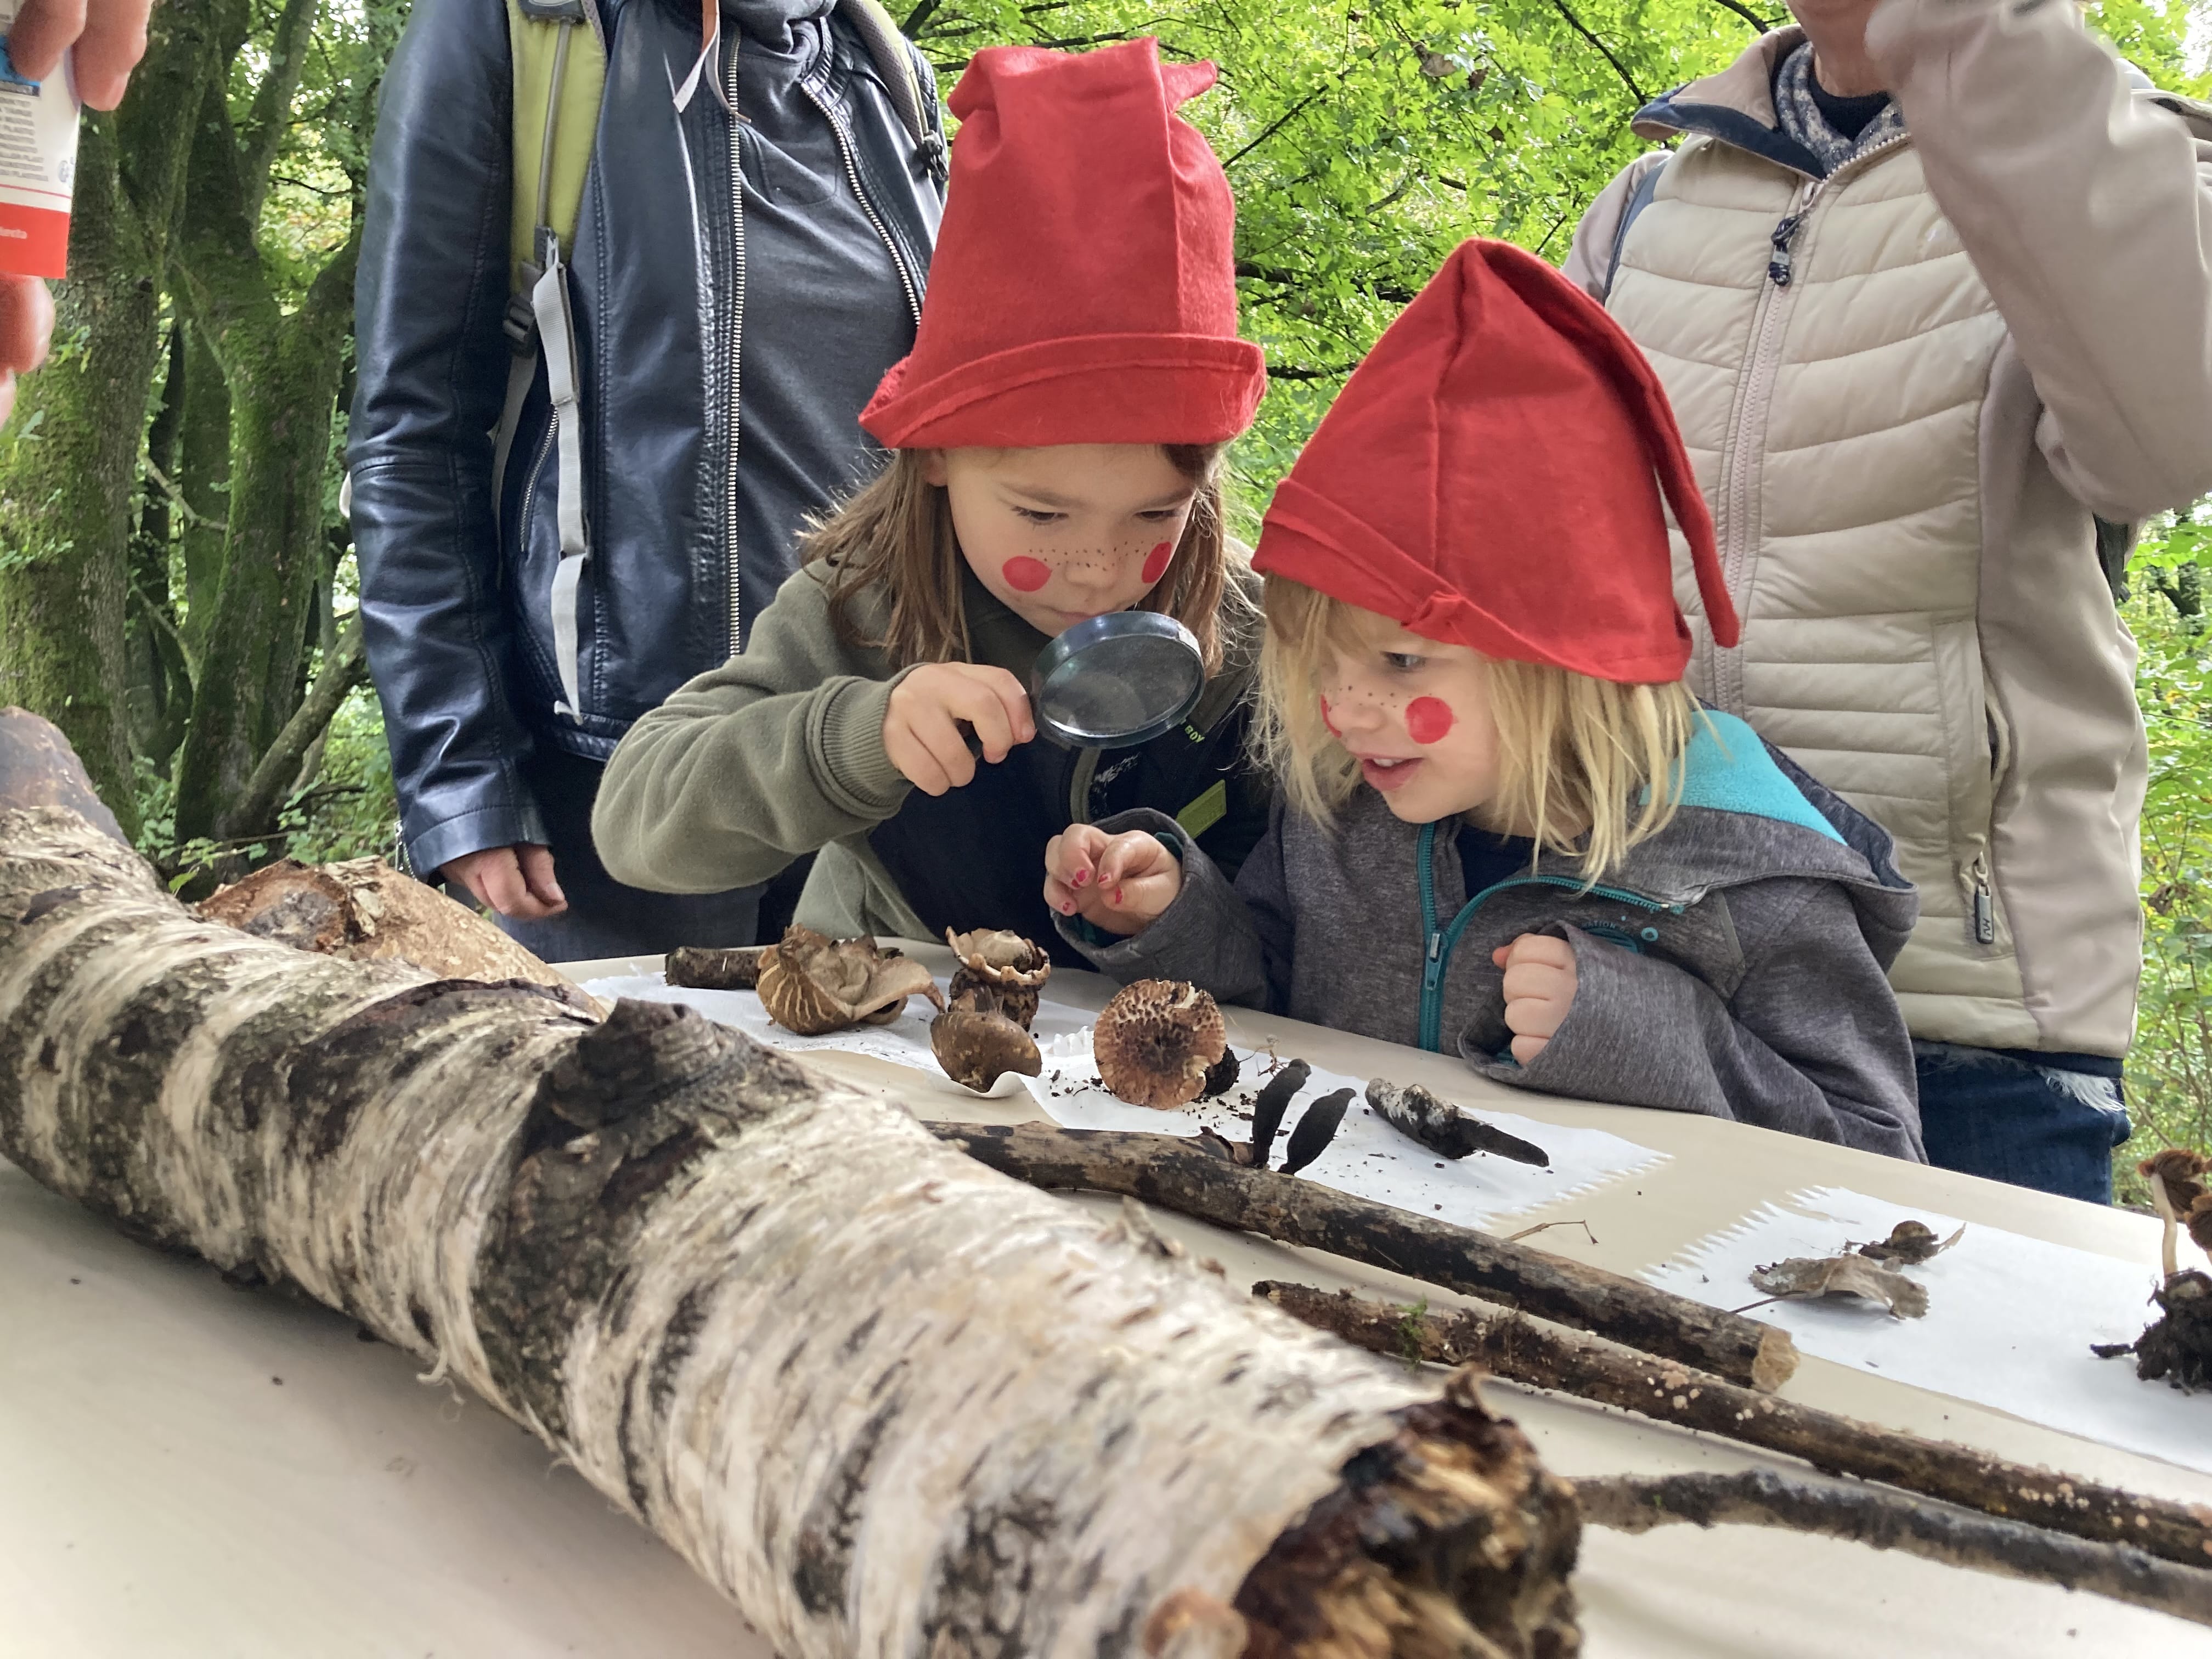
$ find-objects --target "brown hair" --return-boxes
[807,445,1237,672]
[1255,574,1705,883]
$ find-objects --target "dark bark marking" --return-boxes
[600,1125,709,1214]
[792,1397,899,1616]
[648,1281,715,1416]
[18,886,83,924]
[35,1036,55,1071]
[777,1336,810,1379]
[840,1309,882,1361]
[921,1493,1061,1656]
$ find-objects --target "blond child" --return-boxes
[593,40,1272,956]
[1047,240,1923,1157]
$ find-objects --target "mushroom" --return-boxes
[754,925,944,1036]
[1281,1087,1353,1175]
[944,927,1053,1030]
[1092,979,1226,1110]
[1198,1047,1241,1100]
[932,1008,1043,1093]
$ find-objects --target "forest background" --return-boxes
[1,0,2207,1195]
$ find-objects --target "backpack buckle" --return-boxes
[504,284,541,354]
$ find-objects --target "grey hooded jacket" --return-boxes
[1065,712,1926,1160]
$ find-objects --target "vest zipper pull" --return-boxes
[1967,858,1995,945]
[1768,212,1804,286]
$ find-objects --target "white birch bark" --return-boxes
[0,808,1581,1657]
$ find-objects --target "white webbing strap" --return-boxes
[533,239,590,719]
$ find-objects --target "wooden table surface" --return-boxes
[4,943,2207,1658]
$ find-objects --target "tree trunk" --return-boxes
[125,323,185,763]
[0,804,1584,1657]
[174,320,229,665]
[170,61,358,844]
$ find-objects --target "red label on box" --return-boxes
[0,199,67,278]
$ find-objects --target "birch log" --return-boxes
[0,805,1582,1658]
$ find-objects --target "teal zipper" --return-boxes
[1413,821,1680,1053]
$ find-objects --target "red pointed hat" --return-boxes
[1252,238,1736,684]
[859,38,1266,450]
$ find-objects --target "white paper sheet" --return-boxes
[1644,1186,2209,1474]
[1026,1032,1668,1233]
[585,975,1666,1229]
[579,974,1092,1098]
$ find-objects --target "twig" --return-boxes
[1503,1220,1598,1246]
[928,1121,1797,1390]
[223,613,368,840]
[1577,1470,2212,1629]
[139,454,221,532]
[1256,1281,2212,1574]
[1702,0,1780,31]
[1545,0,1648,105]
[1222,83,1331,171]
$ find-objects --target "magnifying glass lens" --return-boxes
[1031,613,1207,749]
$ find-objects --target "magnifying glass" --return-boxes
[1029,611,1207,749]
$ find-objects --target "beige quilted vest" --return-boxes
[1612,134,2078,1052]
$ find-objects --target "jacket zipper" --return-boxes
[1965,853,1996,945]
[516,421,557,566]
[725,45,748,659]
[1709,133,1911,715]
[1413,821,1683,1053]
[801,78,925,325]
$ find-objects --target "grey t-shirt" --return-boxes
[723,0,918,646]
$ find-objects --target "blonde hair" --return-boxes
[807,445,1235,672]
[1255,574,1703,882]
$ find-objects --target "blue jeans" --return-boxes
[1914,1042,2132,1204]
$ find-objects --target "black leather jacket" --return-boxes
[349,0,943,876]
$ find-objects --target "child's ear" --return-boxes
[917,449,950,488]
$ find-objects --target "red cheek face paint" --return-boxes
[1319,696,1342,739]
[1404,696,1456,746]
[1141,540,1174,585]
[1002,556,1051,593]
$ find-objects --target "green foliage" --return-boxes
[2124,505,2212,1200]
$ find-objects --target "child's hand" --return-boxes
[1044,825,1182,937]
[1493,934,1577,1064]
[884,663,1035,795]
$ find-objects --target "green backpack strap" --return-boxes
[494,0,607,720]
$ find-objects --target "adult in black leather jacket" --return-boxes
[350,0,942,960]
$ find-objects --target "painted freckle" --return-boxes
[1002,556,1051,593]
[1141,540,1173,585]
[1404,696,1455,746]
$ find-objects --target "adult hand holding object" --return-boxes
[0,0,151,427]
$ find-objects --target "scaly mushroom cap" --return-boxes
[756,926,944,1036]
[932,1008,1043,1093]
[1093,979,1226,1109]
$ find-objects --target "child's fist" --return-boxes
[1044,825,1182,938]
[1493,933,1577,1064]
[884,663,1035,795]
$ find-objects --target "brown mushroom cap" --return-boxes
[757,926,944,1036]
[1093,979,1227,1109]
[943,929,1052,1031]
[932,1008,1043,1093]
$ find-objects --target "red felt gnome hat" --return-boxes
[859,38,1266,450]
[1252,238,1737,684]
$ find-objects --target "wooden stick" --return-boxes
[927,1120,1798,1392]
[0,804,1584,1656]
[1258,1280,2212,1576]
[1577,1470,2212,1629]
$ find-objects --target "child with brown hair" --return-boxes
[1047,239,1925,1156]
[592,39,1272,958]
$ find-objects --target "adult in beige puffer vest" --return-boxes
[1561,0,2212,1201]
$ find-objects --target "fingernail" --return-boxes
[1062,899,1076,915]
[1073,870,1088,887]
[1113,888,1124,906]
